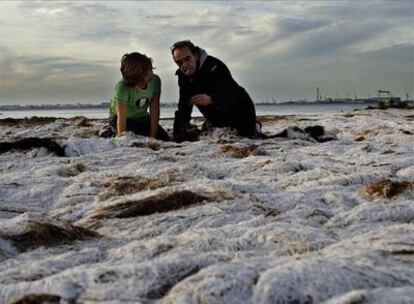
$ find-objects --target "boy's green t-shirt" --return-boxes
[110,74,161,119]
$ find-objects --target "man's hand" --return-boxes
[191,94,213,106]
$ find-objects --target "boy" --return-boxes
[100,52,170,140]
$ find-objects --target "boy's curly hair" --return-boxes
[120,52,153,87]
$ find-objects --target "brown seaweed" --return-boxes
[0,138,65,156]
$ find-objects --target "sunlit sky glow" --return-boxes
[0,0,413,105]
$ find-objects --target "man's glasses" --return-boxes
[175,56,192,67]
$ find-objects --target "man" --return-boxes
[171,40,260,141]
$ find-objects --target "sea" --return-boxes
[0,102,379,120]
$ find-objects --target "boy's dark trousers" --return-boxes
[109,116,170,141]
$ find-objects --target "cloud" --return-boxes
[283,21,390,60]
[242,41,414,102]
[75,23,132,41]
[355,43,414,65]
[143,14,176,20]
[276,17,329,37]
[0,46,118,103]
[19,1,121,18]
[310,0,414,21]
[67,3,121,18]
[0,1,412,104]
[238,2,411,68]
[12,1,127,43]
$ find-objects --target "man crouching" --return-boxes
[170,40,261,142]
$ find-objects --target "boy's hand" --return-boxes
[191,94,213,106]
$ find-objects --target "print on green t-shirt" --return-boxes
[110,74,161,119]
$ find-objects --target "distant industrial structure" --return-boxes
[312,87,408,107]
[373,90,403,108]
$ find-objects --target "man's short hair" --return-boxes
[170,40,197,55]
[120,52,153,87]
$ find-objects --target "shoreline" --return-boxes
[1,104,412,124]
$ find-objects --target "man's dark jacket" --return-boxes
[173,48,257,138]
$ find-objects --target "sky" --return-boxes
[0,0,413,105]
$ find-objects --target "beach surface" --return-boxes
[1,108,413,303]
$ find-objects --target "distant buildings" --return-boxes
[0,102,110,111]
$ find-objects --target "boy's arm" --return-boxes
[116,102,127,136]
[149,93,160,139]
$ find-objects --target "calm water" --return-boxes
[0,102,377,119]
